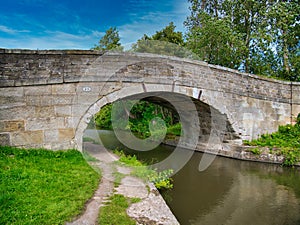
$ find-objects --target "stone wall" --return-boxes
[0,49,299,150]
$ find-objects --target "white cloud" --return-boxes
[0,25,30,34]
[0,0,190,50]
[118,0,189,46]
[0,30,104,50]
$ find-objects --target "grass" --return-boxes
[250,147,262,155]
[166,123,182,137]
[113,150,173,189]
[113,170,126,188]
[244,120,300,166]
[98,194,140,225]
[0,146,101,225]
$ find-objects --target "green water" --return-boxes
[85,130,300,225]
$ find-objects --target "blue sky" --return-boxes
[0,0,190,50]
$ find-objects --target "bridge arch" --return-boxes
[75,84,239,151]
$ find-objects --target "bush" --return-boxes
[244,116,300,166]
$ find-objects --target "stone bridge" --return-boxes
[1,49,300,150]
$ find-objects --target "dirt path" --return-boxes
[66,143,116,225]
[67,142,179,225]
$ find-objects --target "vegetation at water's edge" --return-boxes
[244,115,300,166]
[98,194,140,225]
[114,149,173,190]
[94,100,182,139]
[0,146,100,225]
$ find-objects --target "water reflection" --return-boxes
[163,153,300,225]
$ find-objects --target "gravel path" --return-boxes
[67,142,179,225]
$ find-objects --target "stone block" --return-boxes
[24,86,52,96]
[58,128,75,141]
[52,95,76,105]
[52,84,76,94]
[0,87,24,97]
[40,95,53,106]
[35,106,55,118]
[26,96,41,106]
[0,96,24,105]
[76,83,101,95]
[76,94,99,106]
[64,116,80,128]
[44,129,58,143]
[0,120,25,132]
[26,117,65,131]
[0,80,15,87]
[94,97,109,109]
[143,83,172,93]
[11,131,44,146]
[97,82,123,96]
[55,105,72,117]
[72,104,90,117]
[0,133,10,146]
[0,106,35,120]
[106,84,144,103]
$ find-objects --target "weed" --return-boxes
[113,150,173,189]
[281,147,300,167]
[250,147,262,155]
[113,170,125,187]
[98,194,140,225]
[244,116,300,166]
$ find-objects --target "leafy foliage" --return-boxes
[92,27,123,51]
[250,147,262,155]
[244,116,300,166]
[185,0,300,81]
[245,124,300,149]
[186,11,245,69]
[114,150,173,190]
[94,103,113,129]
[130,22,196,58]
[94,101,182,139]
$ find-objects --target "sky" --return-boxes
[0,0,190,50]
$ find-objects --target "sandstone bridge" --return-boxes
[1,49,299,151]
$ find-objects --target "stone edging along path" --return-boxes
[67,142,179,225]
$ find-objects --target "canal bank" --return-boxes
[163,138,300,167]
[70,141,179,225]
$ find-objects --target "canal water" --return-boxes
[84,130,300,225]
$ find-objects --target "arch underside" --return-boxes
[122,92,239,144]
[78,90,239,151]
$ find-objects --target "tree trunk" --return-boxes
[201,0,206,10]
[244,8,252,73]
[282,29,290,77]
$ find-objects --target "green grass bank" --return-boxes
[0,146,100,225]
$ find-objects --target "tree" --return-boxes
[131,22,193,58]
[92,27,123,51]
[184,0,300,81]
[151,22,184,46]
[185,11,245,69]
[265,0,300,80]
